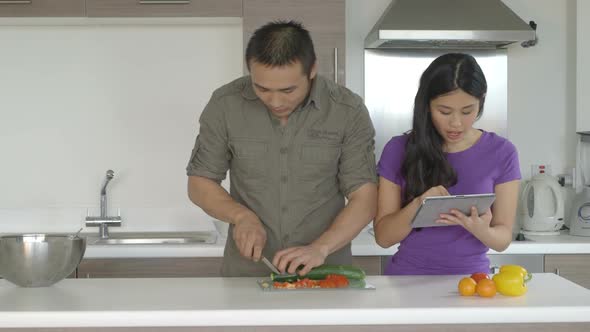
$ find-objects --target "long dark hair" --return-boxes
[245,20,317,77]
[401,53,487,205]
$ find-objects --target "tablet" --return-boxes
[411,193,496,228]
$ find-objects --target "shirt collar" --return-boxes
[241,77,258,101]
[240,76,322,111]
[305,77,321,111]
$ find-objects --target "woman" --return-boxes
[374,53,521,275]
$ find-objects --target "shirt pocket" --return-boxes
[229,139,269,179]
[296,143,342,181]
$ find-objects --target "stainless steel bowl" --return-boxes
[0,233,86,287]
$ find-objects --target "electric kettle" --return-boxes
[520,174,564,235]
[569,185,590,236]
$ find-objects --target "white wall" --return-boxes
[346,0,577,180]
[503,0,577,180]
[346,0,578,225]
[0,1,578,233]
[0,20,242,233]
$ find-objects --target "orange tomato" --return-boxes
[458,277,477,296]
[476,279,497,297]
[470,272,490,283]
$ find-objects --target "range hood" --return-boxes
[365,0,537,49]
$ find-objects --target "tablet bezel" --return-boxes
[410,193,496,228]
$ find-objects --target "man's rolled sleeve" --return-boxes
[338,102,378,196]
[186,96,230,183]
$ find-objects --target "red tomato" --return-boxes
[326,274,349,288]
[319,280,336,288]
[470,272,490,283]
[273,275,350,289]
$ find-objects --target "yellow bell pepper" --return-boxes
[499,265,532,282]
[493,271,527,296]
[492,265,532,297]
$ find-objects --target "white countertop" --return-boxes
[82,229,590,258]
[0,274,589,328]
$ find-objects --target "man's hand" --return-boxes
[232,215,267,262]
[273,243,329,276]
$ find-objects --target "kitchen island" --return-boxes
[1,274,589,331]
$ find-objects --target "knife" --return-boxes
[260,256,281,275]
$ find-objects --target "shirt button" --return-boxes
[281,206,288,213]
[280,147,288,154]
[283,235,289,242]
[281,176,288,183]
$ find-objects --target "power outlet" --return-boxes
[531,164,552,176]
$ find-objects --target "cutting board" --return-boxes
[257,279,376,291]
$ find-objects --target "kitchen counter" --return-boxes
[81,229,590,258]
[0,274,589,330]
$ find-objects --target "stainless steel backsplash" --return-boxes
[364,49,508,159]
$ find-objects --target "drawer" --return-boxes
[0,0,85,17]
[488,254,545,273]
[86,0,242,17]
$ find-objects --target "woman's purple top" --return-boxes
[377,130,521,275]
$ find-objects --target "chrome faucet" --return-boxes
[86,169,122,238]
[100,170,114,218]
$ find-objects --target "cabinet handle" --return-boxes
[555,268,560,276]
[333,47,338,83]
[0,1,32,4]
[139,0,190,4]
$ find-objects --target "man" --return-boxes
[186,21,377,277]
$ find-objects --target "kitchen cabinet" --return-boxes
[77,257,223,278]
[243,0,345,83]
[0,0,84,17]
[488,254,545,273]
[352,256,382,275]
[544,254,590,289]
[578,0,590,133]
[77,256,382,278]
[86,0,242,17]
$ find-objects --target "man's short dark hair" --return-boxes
[245,20,317,77]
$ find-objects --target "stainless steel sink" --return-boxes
[85,231,217,245]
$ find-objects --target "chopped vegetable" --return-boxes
[271,274,350,289]
[271,264,366,282]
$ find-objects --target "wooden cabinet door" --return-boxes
[78,256,381,278]
[243,0,345,84]
[86,0,242,17]
[488,254,545,274]
[0,0,85,17]
[352,256,382,276]
[77,257,223,278]
[544,254,590,289]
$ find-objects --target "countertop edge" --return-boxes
[2,275,590,328]
[2,307,590,328]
